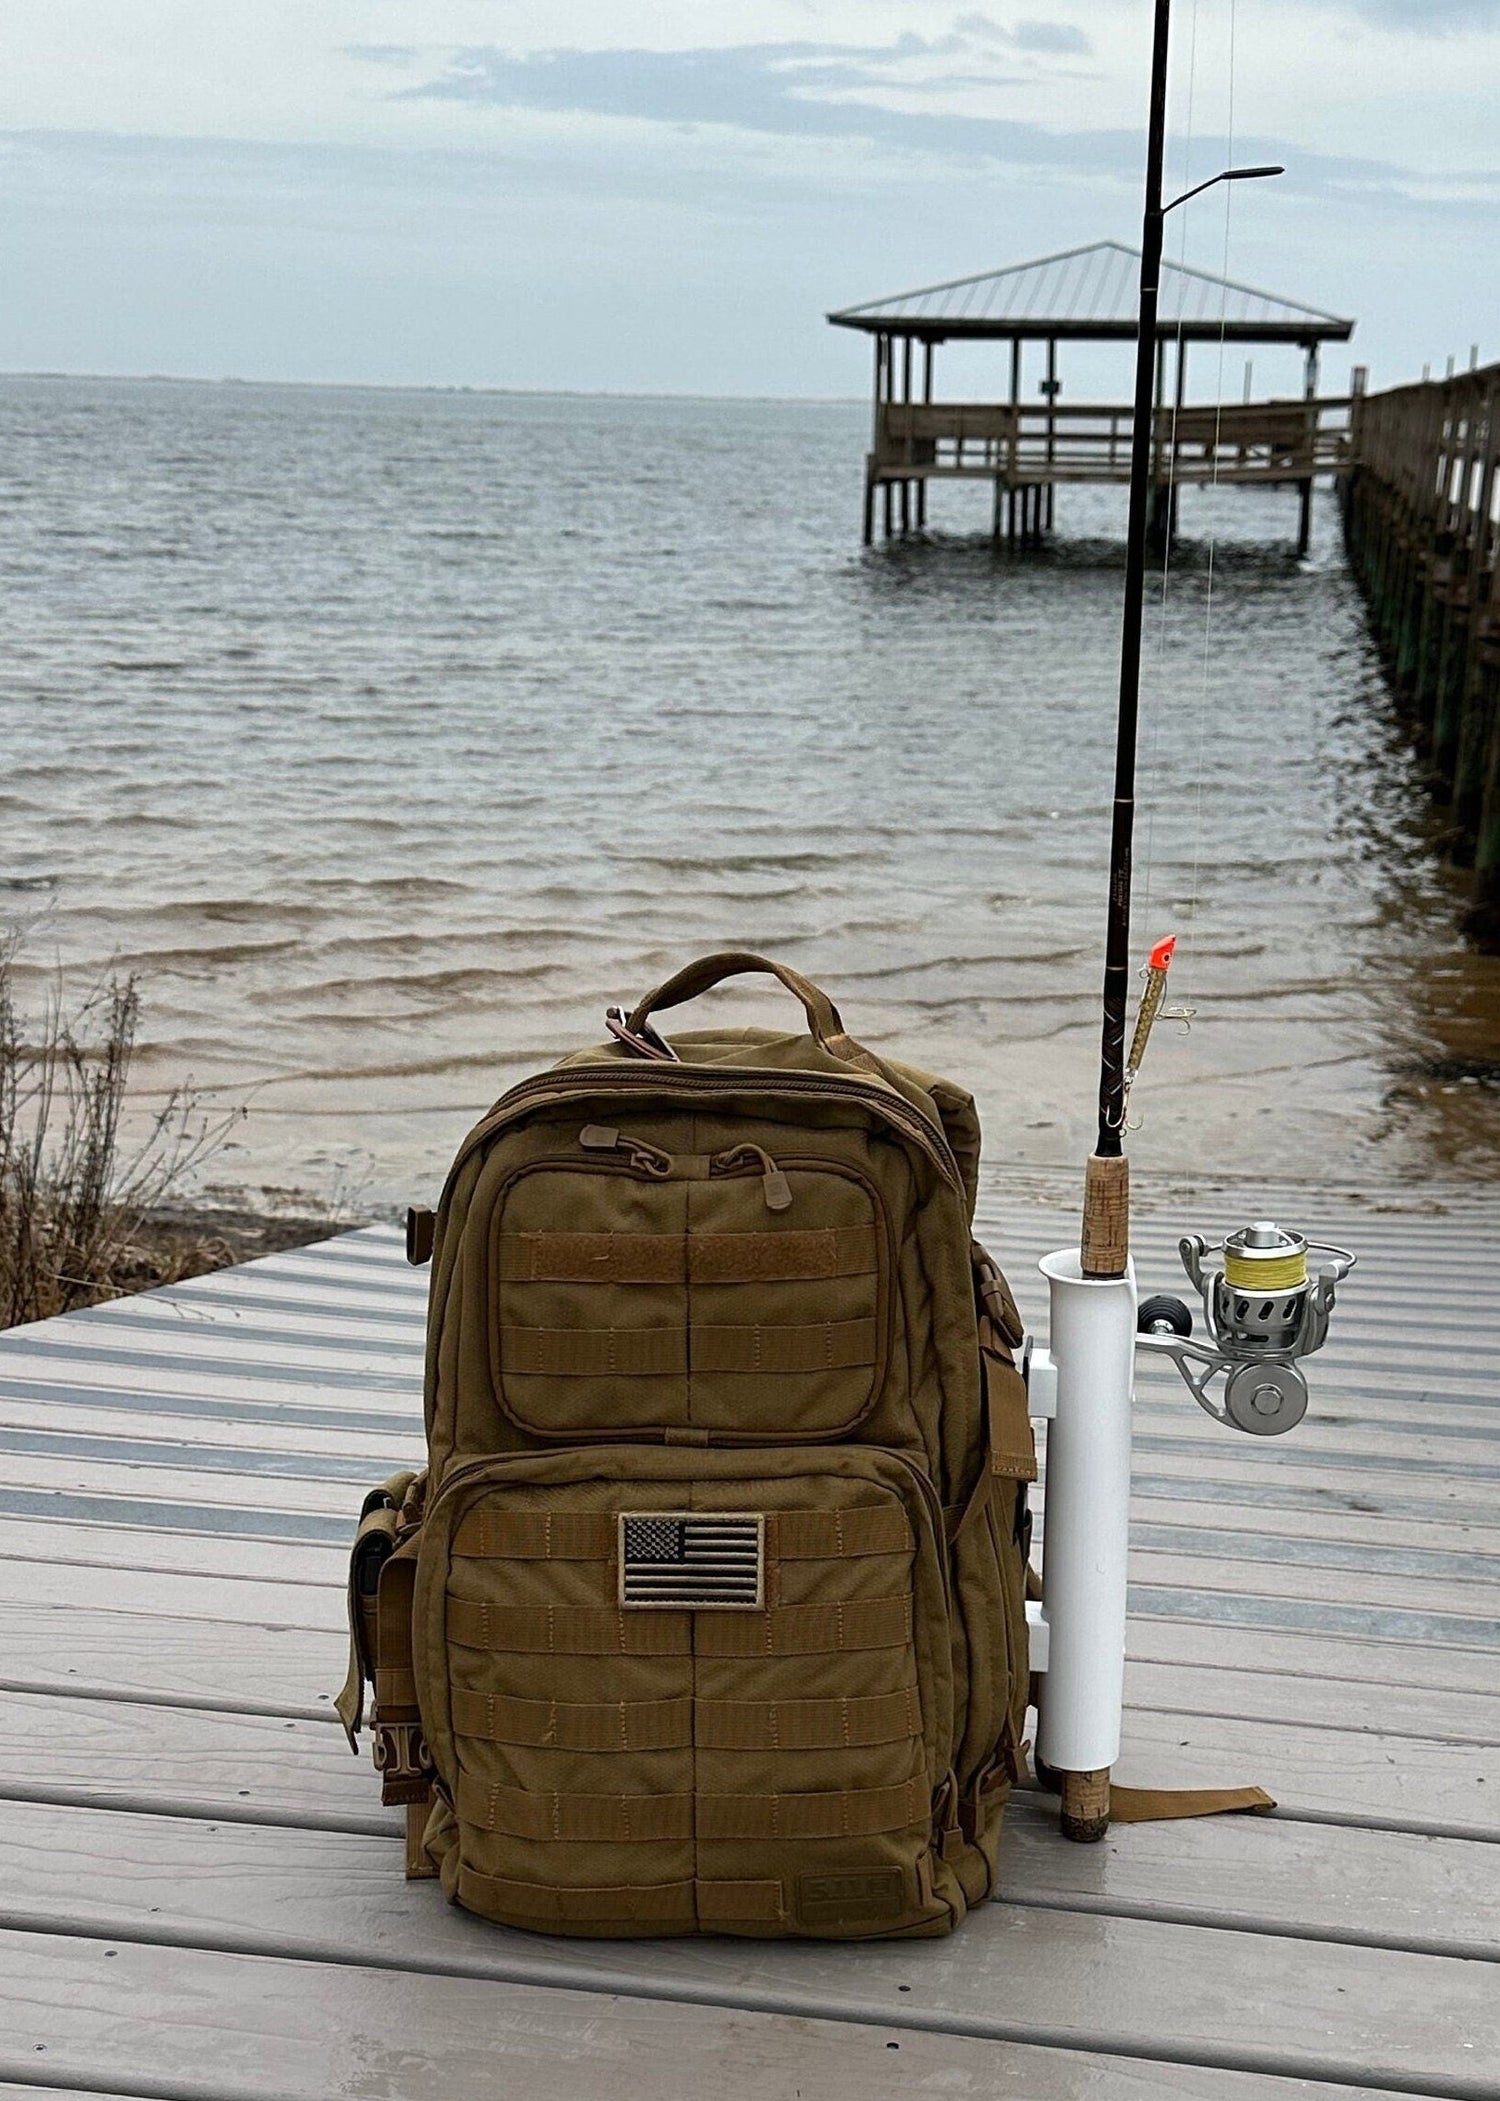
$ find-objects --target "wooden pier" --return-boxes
[1342,361,1500,946]
[3,1177,1498,2098]
[830,241,1355,555]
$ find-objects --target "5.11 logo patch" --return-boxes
[796,1868,907,1927]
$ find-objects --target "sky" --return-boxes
[0,2,1495,398]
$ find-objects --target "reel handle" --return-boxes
[1309,1242,1357,1284]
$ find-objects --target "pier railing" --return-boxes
[1342,364,1500,944]
[874,397,1352,486]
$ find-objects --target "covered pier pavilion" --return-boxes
[830,241,1355,553]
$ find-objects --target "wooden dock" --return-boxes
[1342,361,1500,946]
[3,1176,1498,2099]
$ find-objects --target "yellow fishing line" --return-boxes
[1223,1249,1307,1292]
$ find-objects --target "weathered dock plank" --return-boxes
[5,1671,1492,1836]
[6,1599,1498,1754]
[13,1500,1499,1627]
[6,1931,1456,2101]
[4,1789,1497,1963]
[4,1827,1500,2094]
[14,1454,1500,1566]
[0,1556,347,1629]
[1127,1614,1500,1695]
[3,1893,1497,2097]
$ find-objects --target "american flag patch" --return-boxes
[618,1512,765,1611]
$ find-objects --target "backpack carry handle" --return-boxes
[628,952,882,1073]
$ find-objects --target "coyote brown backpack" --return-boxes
[337,952,1036,1939]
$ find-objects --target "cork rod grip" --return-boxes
[1081,1152,1130,1279]
[1059,1768,1112,1844]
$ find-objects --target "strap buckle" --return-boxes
[372,1719,435,1805]
[605,1006,679,1062]
[972,1241,1025,1347]
[955,1741,1027,1846]
[932,1771,966,1863]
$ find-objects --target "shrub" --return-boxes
[0,940,244,1328]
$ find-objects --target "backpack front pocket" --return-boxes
[488,1142,893,1441]
[413,1446,955,1938]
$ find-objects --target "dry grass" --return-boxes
[0,940,252,1328]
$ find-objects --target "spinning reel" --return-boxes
[1136,1222,1356,1436]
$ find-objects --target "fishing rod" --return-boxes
[1082,0,1282,1280]
[1026,0,1356,1848]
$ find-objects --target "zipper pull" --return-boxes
[579,1125,673,1178]
[761,1158,793,1212]
[712,1142,792,1211]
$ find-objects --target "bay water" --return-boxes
[2,375,1496,1212]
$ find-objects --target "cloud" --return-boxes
[942,11,1090,53]
[383,36,1087,161]
[370,22,1104,156]
[1011,21,1093,54]
[383,39,1088,169]
[1350,0,1498,25]
[367,34,1410,199]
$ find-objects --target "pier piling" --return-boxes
[1342,363,1500,945]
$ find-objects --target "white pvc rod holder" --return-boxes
[1034,1247,1137,1777]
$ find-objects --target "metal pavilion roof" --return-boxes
[829,240,1354,344]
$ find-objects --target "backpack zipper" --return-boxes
[578,1125,674,1178]
[711,1142,793,1212]
[439,1062,961,1219]
[886,1448,952,1615]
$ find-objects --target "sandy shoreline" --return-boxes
[0,1199,357,1332]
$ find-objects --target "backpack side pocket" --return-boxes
[334,1471,419,1748]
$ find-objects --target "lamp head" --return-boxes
[1163,163,1285,213]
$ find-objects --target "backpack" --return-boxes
[336,952,1036,1939]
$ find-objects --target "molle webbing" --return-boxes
[504,1315,878,1378]
[376,1660,418,1708]
[450,1502,910,1561]
[499,1225,878,1286]
[449,1684,922,1753]
[454,1689,692,1751]
[454,1869,786,1926]
[446,1592,912,1657]
[455,1772,929,1842]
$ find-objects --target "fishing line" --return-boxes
[1184,0,1238,994]
[1137,0,1201,946]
